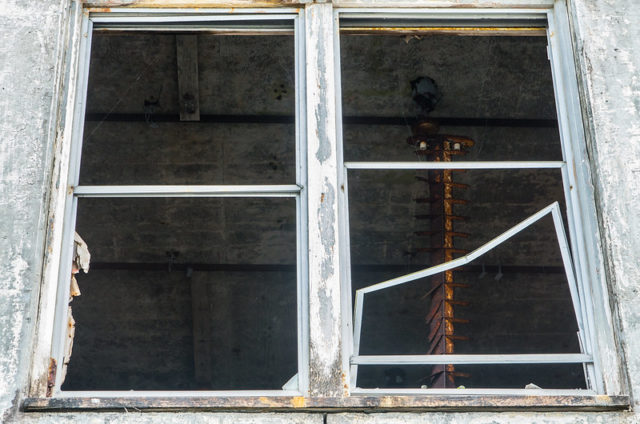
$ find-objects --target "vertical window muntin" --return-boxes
[335,8,602,394]
[50,9,307,396]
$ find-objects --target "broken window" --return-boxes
[36,5,615,405]
[338,13,598,393]
[51,12,306,393]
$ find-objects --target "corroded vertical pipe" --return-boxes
[408,122,473,388]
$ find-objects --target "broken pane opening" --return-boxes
[352,213,585,390]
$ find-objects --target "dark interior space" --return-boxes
[62,28,585,391]
[63,32,299,391]
[341,33,584,389]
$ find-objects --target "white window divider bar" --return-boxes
[351,354,592,366]
[337,9,549,18]
[345,161,565,170]
[93,27,294,33]
[73,185,302,198]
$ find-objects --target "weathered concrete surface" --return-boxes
[0,0,69,421]
[2,0,640,423]
[570,0,640,407]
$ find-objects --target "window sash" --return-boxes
[334,7,603,394]
[49,10,308,395]
[344,162,565,170]
[73,185,303,197]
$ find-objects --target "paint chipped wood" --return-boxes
[305,2,343,397]
[60,233,91,386]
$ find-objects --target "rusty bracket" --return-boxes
[46,358,57,398]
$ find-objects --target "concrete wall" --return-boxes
[570,0,640,409]
[0,0,69,420]
[1,0,640,423]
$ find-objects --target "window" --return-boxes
[45,10,308,395]
[27,2,624,409]
[335,9,600,394]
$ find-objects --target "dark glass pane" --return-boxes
[79,33,295,185]
[63,197,297,390]
[340,34,562,162]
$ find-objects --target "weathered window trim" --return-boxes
[546,2,625,396]
[28,1,88,397]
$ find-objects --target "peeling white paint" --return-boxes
[306,2,343,397]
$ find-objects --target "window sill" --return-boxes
[23,394,629,412]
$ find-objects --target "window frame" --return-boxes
[334,5,620,397]
[25,0,627,410]
[37,7,310,398]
